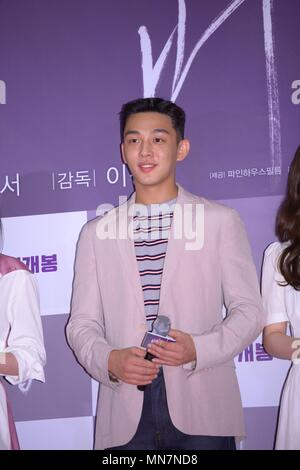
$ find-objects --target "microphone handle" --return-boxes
[137,351,156,391]
[144,351,156,361]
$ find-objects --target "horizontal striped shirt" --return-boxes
[134,199,176,331]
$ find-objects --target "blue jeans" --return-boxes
[107,369,236,450]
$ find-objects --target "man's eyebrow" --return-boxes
[153,128,170,134]
[124,130,141,137]
[124,128,170,137]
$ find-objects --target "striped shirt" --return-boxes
[134,199,176,331]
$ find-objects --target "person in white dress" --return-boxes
[262,145,300,450]
[0,221,46,450]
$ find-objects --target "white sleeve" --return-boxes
[2,270,46,385]
[262,242,289,326]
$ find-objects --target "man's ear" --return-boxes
[177,139,190,162]
[121,142,127,164]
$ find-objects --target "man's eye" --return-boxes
[128,138,139,144]
[154,138,164,143]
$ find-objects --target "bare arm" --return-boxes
[262,243,300,362]
[0,352,19,376]
[263,321,297,360]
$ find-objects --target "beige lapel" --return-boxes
[158,185,193,311]
[116,192,145,318]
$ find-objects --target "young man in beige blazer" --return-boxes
[67,98,263,450]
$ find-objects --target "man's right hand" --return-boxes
[108,347,159,385]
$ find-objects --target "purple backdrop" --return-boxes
[1,0,299,450]
[1,0,299,217]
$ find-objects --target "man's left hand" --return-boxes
[147,329,196,366]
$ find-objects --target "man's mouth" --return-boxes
[138,163,157,172]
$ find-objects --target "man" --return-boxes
[67,97,263,450]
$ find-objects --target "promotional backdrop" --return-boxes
[1,0,299,449]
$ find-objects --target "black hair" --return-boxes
[119,97,185,142]
[275,145,300,289]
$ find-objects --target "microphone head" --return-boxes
[152,315,170,336]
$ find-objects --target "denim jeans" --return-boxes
[107,369,236,450]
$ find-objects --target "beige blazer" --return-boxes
[67,185,263,449]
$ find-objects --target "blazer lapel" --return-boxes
[159,185,192,311]
[116,193,145,318]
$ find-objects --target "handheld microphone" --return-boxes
[137,315,172,391]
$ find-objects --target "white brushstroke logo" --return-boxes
[0,80,6,104]
[138,0,281,172]
[262,0,281,181]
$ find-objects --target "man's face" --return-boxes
[121,112,187,193]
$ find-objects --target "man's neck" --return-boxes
[135,184,178,205]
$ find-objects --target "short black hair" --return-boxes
[119,97,185,142]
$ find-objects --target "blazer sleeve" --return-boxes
[192,208,264,371]
[66,222,118,388]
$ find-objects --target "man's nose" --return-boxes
[140,140,152,157]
